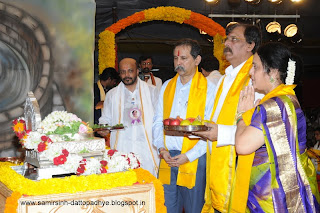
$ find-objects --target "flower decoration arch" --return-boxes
[98,6,228,74]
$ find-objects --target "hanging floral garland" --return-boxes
[1,162,166,213]
[98,6,228,74]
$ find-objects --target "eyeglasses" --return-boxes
[222,36,246,43]
[141,62,152,66]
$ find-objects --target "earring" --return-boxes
[270,77,275,83]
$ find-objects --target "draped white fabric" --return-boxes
[100,79,160,176]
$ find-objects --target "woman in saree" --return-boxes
[236,42,320,212]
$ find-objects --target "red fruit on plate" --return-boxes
[169,119,181,126]
[187,117,195,123]
[163,118,171,126]
[176,116,183,122]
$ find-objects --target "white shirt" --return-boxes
[206,70,223,86]
[209,60,264,151]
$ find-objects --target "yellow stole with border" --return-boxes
[202,56,253,212]
[159,70,207,189]
[242,84,296,125]
[97,80,106,102]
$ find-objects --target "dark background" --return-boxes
[94,0,320,113]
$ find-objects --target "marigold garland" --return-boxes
[98,30,116,73]
[4,191,21,213]
[98,6,227,74]
[1,163,165,212]
[134,168,166,213]
[144,6,191,24]
[213,34,229,74]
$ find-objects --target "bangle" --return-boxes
[236,117,243,125]
[236,112,244,121]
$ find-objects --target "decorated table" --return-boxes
[0,92,166,212]
[0,163,165,213]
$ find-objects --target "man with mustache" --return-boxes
[152,39,216,213]
[98,58,160,177]
[138,55,162,92]
[196,23,263,212]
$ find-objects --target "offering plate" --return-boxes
[164,125,208,132]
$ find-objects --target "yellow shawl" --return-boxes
[202,56,253,213]
[159,70,207,189]
[97,80,106,102]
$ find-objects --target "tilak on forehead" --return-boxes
[178,50,179,56]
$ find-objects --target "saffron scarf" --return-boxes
[202,56,253,212]
[244,88,320,212]
[97,80,106,102]
[158,70,207,189]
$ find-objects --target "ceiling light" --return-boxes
[285,25,303,43]
[284,24,298,37]
[266,21,281,34]
[205,0,219,3]
[291,0,302,2]
[268,0,282,3]
[226,21,238,28]
[245,0,261,4]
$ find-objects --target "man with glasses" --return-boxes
[138,56,162,92]
[196,23,263,213]
[98,58,160,177]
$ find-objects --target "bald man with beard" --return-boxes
[98,58,160,177]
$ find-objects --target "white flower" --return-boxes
[40,111,82,134]
[41,145,64,160]
[285,59,296,85]
[22,131,42,150]
[61,154,83,173]
[128,152,141,169]
[83,158,101,175]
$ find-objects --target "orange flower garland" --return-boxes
[107,11,145,34]
[134,168,166,213]
[4,191,21,213]
[98,6,227,74]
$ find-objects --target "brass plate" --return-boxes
[164,125,208,132]
[93,126,124,132]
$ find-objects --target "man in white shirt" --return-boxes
[200,54,222,86]
[138,56,162,92]
[98,58,160,177]
[153,39,216,213]
[196,23,263,212]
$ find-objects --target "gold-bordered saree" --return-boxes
[241,85,320,212]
